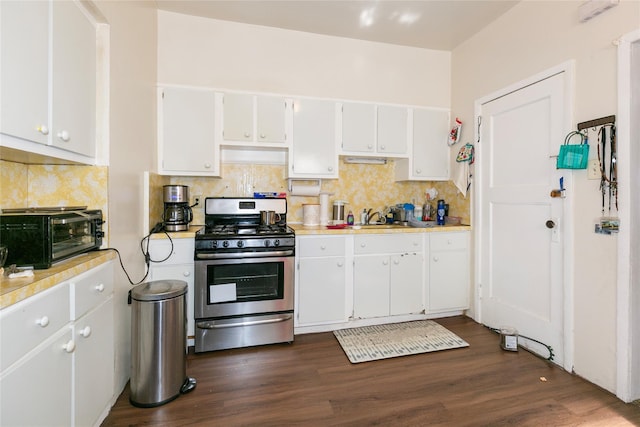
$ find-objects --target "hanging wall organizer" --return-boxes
[575,115,618,235]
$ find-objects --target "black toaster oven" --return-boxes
[0,208,103,269]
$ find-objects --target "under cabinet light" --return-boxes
[343,157,387,165]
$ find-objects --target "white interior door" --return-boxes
[478,71,568,366]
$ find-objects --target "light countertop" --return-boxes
[148,225,203,239]
[290,223,471,235]
[0,250,117,309]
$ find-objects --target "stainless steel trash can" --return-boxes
[129,280,196,407]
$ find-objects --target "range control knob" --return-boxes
[237,240,244,248]
[211,241,218,249]
[274,239,280,247]
[222,240,229,248]
[264,240,271,247]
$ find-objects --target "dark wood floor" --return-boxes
[102,316,640,426]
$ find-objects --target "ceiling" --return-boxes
[154,0,519,51]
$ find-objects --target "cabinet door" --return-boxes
[74,298,114,427]
[429,249,469,311]
[0,0,49,144]
[223,92,253,141]
[341,102,376,153]
[0,327,73,426]
[412,108,450,179]
[257,95,287,143]
[51,0,96,157]
[290,98,338,178]
[298,257,346,324]
[149,264,195,337]
[353,255,389,318]
[377,105,407,155]
[159,87,218,175]
[390,253,423,315]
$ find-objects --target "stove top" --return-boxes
[195,197,295,257]
[201,224,292,236]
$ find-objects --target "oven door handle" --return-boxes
[197,314,293,330]
[196,250,294,260]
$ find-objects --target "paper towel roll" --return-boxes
[303,204,320,226]
[290,182,321,196]
[319,192,332,225]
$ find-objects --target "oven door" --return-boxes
[195,255,294,319]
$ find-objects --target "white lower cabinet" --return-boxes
[148,237,195,338]
[0,260,115,427]
[1,326,74,426]
[294,230,470,330]
[353,234,423,318]
[427,232,470,312]
[296,236,348,325]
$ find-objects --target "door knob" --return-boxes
[546,220,556,229]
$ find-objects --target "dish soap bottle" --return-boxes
[360,209,368,225]
[347,210,354,225]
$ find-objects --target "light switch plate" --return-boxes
[587,159,600,180]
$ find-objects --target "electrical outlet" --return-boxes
[587,159,600,180]
[192,194,202,207]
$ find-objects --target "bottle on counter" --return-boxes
[347,210,354,225]
[360,209,368,225]
[437,200,446,225]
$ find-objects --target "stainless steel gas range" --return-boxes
[194,197,295,353]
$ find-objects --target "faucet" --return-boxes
[365,209,385,225]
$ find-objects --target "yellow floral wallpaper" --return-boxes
[0,160,109,240]
[158,159,470,226]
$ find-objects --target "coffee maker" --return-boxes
[163,185,193,231]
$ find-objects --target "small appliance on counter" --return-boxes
[163,185,193,232]
[0,206,103,269]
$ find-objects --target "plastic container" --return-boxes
[332,200,347,224]
[436,200,446,225]
[500,327,519,352]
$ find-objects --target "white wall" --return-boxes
[157,11,450,108]
[452,0,640,392]
[94,0,157,396]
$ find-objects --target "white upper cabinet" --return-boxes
[0,0,98,163]
[289,98,338,178]
[395,108,450,181]
[222,92,254,141]
[221,93,288,145]
[158,86,219,176]
[256,95,287,143]
[340,102,376,153]
[340,103,408,157]
[51,0,96,157]
[0,1,49,145]
[376,105,408,155]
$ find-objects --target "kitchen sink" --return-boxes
[359,223,410,229]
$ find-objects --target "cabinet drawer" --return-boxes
[0,283,70,372]
[355,234,422,254]
[70,261,114,320]
[430,232,469,251]
[148,238,195,264]
[298,237,345,257]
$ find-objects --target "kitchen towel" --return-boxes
[453,143,474,197]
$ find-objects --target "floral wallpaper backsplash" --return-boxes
[162,159,470,226]
[0,159,109,239]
